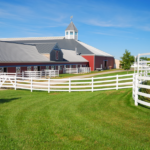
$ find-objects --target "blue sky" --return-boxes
[0,0,150,59]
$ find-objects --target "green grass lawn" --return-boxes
[53,69,128,79]
[0,88,150,150]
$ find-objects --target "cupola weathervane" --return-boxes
[70,16,73,21]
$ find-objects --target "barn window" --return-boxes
[34,66,37,71]
[0,67,3,73]
[16,67,21,73]
[46,66,49,70]
[27,66,31,71]
[51,66,54,70]
[55,51,59,60]
[59,66,62,70]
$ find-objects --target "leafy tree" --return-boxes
[140,57,147,61]
[120,49,134,73]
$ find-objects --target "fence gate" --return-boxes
[0,75,16,89]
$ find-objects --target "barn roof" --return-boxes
[66,22,78,32]
[0,37,114,57]
[0,42,49,62]
[62,49,88,62]
[0,41,88,63]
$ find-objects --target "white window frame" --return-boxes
[58,65,60,70]
[60,65,62,70]
[0,67,3,73]
[46,66,49,70]
[16,67,21,73]
[70,31,73,35]
[51,66,54,70]
[64,65,66,69]
[27,66,31,71]
[34,66,38,71]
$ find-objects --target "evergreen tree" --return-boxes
[120,49,134,73]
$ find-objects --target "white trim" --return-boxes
[0,36,64,41]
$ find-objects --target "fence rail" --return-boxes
[132,52,150,107]
[63,67,91,74]
[16,70,59,79]
[0,73,133,93]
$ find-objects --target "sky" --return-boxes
[0,0,150,60]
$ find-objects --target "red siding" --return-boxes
[21,67,27,72]
[82,55,94,71]
[0,62,89,73]
[95,56,115,70]
[7,67,16,73]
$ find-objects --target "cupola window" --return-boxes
[66,32,68,35]
[70,32,73,35]
[75,32,77,35]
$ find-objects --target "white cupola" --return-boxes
[65,21,78,40]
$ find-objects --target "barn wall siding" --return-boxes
[8,67,16,73]
[95,56,115,70]
[0,62,89,73]
[81,55,94,71]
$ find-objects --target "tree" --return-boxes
[120,49,134,73]
[140,57,147,61]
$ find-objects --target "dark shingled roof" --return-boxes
[66,22,78,32]
[34,43,57,53]
[9,39,94,55]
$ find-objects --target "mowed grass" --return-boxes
[0,89,150,150]
[53,69,127,79]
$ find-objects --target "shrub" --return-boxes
[139,80,150,102]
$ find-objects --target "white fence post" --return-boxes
[134,74,138,106]
[48,78,50,93]
[92,77,93,92]
[69,78,71,92]
[116,75,118,90]
[15,76,17,90]
[40,71,42,78]
[31,77,33,92]
[132,74,135,99]
[22,72,24,78]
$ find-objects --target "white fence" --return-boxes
[0,73,133,92]
[63,67,91,74]
[133,53,150,107]
[45,70,59,77]
[16,70,59,79]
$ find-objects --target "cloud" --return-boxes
[138,26,150,31]
[84,18,132,28]
[92,32,114,36]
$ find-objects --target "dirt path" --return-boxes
[68,69,128,79]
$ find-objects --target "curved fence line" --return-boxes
[0,73,133,93]
[133,53,150,107]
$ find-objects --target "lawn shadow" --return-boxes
[0,97,21,104]
[138,103,150,110]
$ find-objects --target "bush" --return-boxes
[139,80,150,102]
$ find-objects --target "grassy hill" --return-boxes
[0,88,150,150]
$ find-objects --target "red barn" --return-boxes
[0,21,114,73]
